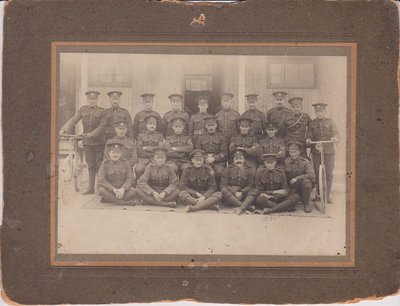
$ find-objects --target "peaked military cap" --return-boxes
[195,95,210,104]
[232,148,247,157]
[113,120,128,128]
[171,117,186,126]
[141,93,155,98]
[237,117,253,125]
[190,149,206,159]
[107,91,123,97]
[204,116,218,124]
[288,97,303,106]
[107,140,124,151]
[152,147,168,156]
[272,91,288,98]
[220,92,234,99]
[265,121,278,130]
[312,103,328,111]
[85,90,100,97]
[245,94,259,99]
[168,93,183,100]
[262,153,278,162]
[144,114,159,122]
[287,141,303,151]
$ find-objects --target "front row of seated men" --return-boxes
[97,137,316,214]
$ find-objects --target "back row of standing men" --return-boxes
[60,90,339,213]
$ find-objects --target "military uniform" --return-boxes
[137,156,179,207]
[60,91,106,194]
[91,106,134,140]
[179,150,222,212]
[104,136,137,168]
[215,108,240,139]
[306,103,339,201]
[165,134,193,175]
[266,107,293,137]
[229,134,260,171]
[136,130,164,178]
[162,110,190,136]
[258,136,286,166]
[97,143,136,205]
[195,130,228,187]
[255,154,299,213]
[284,142,315,212]
[188,111,212,143]
[133,110,162,138]
[241,108,266,139]
[220,159,258,211]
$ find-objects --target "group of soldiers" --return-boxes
[60,90,339,214]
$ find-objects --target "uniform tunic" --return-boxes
[215,108,240,138]
[133,110,162,138]
[104,136,137,167]
[255,166,288,194]
[283,112,312,145]
[165,135,193,163]
[221,164,258,196]
[162,110,190,136]
[284,156,315,182]
[241,108,266,139]
[91,106,133,140]
[179,164,218,197]
[189,112,212,142]
[137,163,178,195]
[258,136,286,163]
[61,105,106,145]
[266,106,293,136]
[229,134,260,168]
[97,158,134,191]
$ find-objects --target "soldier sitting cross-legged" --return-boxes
[179,150,223,213]
[255,153,299,214]
[97,141,137,205]
[220,149,258,215]
[136,147,179,208]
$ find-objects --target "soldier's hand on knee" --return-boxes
[159,192,166,200]
[235,191,243,200]
[290,178,298,185]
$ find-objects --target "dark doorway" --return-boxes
[183,74,221,116]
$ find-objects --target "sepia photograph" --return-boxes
[51,43,355,266]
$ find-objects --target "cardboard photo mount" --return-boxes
[1,0,399,304]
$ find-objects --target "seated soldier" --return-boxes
[258,122,286,168]
[136,114,164,178]
[179,150,222,213]
[284,141,315,213]
[104,120,137,170]
[255,153,299,214]
[97,141,136,205]
[229,117,260,173]
[136,147,179,208]
[195,116,228,189]
[165,116,193,176]
[220,149,258,215]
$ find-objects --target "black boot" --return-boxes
[303,188,312,213]
[82,169,96,195]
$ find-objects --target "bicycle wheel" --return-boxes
[62,155,74,184]
[73,149,84,192]
[319,165,327,214]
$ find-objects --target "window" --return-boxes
[184,75,213,91]
[267,57,318,89]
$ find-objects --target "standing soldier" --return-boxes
[165,116,194,176]
[97,141,137,205]
[283,97,312,156]
[215,92,240,141]
[90,91,134,141]
[136,147,179,208]
[104,120,137,171]
[59,90,105,195]
[266,91,293,137]
[229,117,260,173]
[179,150,222,213]
[220,149,258,215]
[195,116,228,189]
[306,103,339,203]
[133,93,162,138]
[189,95,212,144]
[241,94,266,139]
[258,122,286,168]
[255,153,299,214]
[162,94,190,136]
[135,114,165,178]
[284,141,315,213]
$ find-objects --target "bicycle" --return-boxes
[58,133,86,192]
[308,139,334,214]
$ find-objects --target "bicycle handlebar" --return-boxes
[309,140,334,144]
[59,134,83,140]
